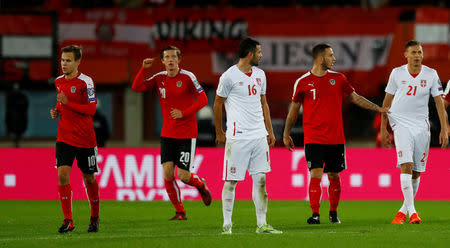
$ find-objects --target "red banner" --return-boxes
[1,148,449,201]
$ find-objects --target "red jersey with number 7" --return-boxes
[54,73,97,148]
[291,70,354,145]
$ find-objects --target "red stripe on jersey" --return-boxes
[225,160,228,180]
[266,151,269,162]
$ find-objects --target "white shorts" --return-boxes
[222,137,271,181]
[393,127,430,172]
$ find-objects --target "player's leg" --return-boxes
[221,139,249,234]
[407,129,429,224]
[77,146,100,232]
[305,143,325,224]
[176,138,211,206]
[249,137,281,234]
[324,144,346,224]
[56,142,76,233]
[391,128,416,223]
[161,137,186,220]
[222,180,237,234]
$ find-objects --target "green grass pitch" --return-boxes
[1,200,449,248]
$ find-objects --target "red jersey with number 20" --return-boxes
[55,73,97,148]
[292,70,354,145]
[132,68,208,139]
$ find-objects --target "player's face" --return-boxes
[61,52,80,76]
[250,45,262,66]
[321,48,336,70]
[162,49,180,71]
[404,45,423,68]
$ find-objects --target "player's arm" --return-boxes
[131,58,154,92]
[50,102,60,119]
[213,95,227,144]
[380,93,394,147]
[261,94,275,148]
[57,91,97,116]
[283,102,301,151]
[433,95,449,148]
[348,92,388,113]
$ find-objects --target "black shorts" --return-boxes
[160,137,196,171]
[56,141,98,174]
[304,143,346,173]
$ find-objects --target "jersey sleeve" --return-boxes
[385,69,397,95]
[341,74,355,97]
[261,71,267,95]
[187,71,204,94]
[131,67,157,92]
[217,74,232,98]
[291,78,303,103]
[444,80,450,102]
[430,70,443,97]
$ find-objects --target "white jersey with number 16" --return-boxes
[216,65,268,140]
[385,64,443,130]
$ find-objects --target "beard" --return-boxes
[321,60,331,70]
[250,55,259,66]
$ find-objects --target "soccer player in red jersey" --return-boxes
[50,45,100,233]
[283,43,389,224]
[132,46,211,220]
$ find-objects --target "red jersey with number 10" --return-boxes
[292,70,354,145]
[54,73,97,148]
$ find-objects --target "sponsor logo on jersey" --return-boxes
[401,81,406,84]
[71,86,76,93]
[176,81,182,87]
[308,83,314,87]
[238,81,243,86]
[398,151,402,157]
[329,79,335,85]
[420,80,426,87]
[256,78,262,86]
[230,167,236,174]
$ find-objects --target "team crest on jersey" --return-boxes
[420,80,426,87]
[176,81,182,87]
[329,79,335,85]
[71,86,76,93]
[230,167,236,174]
[256,78,262,87]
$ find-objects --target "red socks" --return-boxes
[164,179,185,213]
[58,184,73,220]
[86,180,100,218]
[328,177,341,212]
[186,173,204,188]
[309,178,322,214]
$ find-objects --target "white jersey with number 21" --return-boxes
[385,64,443,131]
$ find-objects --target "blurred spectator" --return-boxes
[361,0,389,9]
[5,83,29,147]
[93,100,110,147]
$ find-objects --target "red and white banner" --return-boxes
[1,148,449,201]
[415,8,449,60]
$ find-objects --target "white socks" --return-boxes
[222,180,237,226]
[399,174,417,216]
[399,176,420,215]
[252,173,268,228]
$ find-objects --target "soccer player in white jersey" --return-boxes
[214,38,282,234]
[380,40,448,224]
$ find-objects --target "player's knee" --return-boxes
[327,172,339,180]
[83,174,95,185]
[224,181,237,192]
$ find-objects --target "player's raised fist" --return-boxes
[142,58,154,68]
[50,108,59,119]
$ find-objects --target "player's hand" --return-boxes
[283,135,295,151]
[215,130,226,145]
[170,108,183,119]
[439,128,449,149]
[57,92,68,105]
[379,107,391,114]
[50,108,59,119]
[380,128,392,148]
[267,133,276,148]
[142,58,154,68]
